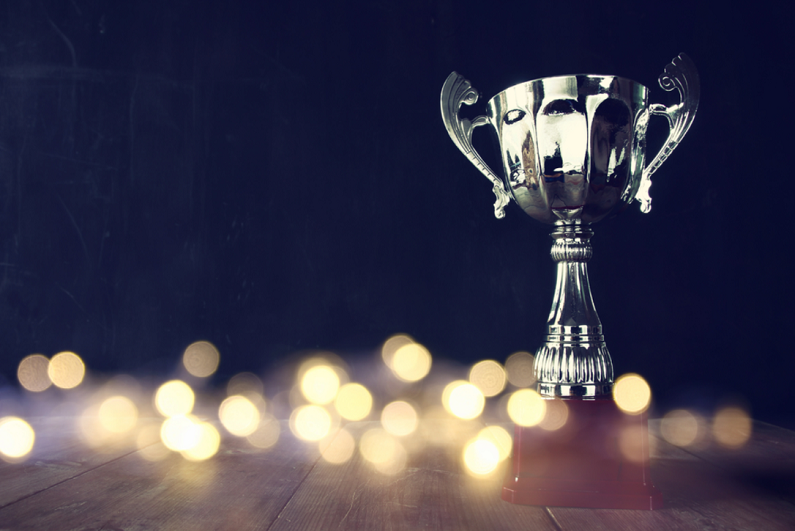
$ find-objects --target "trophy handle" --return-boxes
[441,72,511,219]
[636,53,700,213]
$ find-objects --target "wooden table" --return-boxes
[1,417,794,530]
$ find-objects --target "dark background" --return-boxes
[0,1,791,424]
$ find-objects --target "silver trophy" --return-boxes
[441,54,699,399]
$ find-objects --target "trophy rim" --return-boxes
[487,74,648,106]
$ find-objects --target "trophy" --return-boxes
[441,54,699,509]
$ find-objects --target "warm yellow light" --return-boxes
[227,372,264,397]
[182,422,220,461]
[334,383,373,421]
[0,417,35,459]
[538,399,568,431]
[155,380,195,417]
[469,360,507,397]
[320,428,356,464]
[98,396,138,434]
[219,395,261,437]
[443,380,485,420]
[463,438,500,476]
[381,401,418,437]
[381,334,415,370]
[300,365,340,405]
[290,405,332,441]
[160,415,202,452]
[613,374,651,415]
[247,415,281,449]
[391,343,432,382]
[476,426,512,462]
[504,351,536,388]
[48,351,85,389]
[661,409,702,447]
[507,389,546,427]
[17,354,52,392]
[359,428,406,475]
[713,406,752,449]
[182,341,220,378]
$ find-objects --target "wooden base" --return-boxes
[502,396,663,510]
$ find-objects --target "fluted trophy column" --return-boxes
[535,220,613,398]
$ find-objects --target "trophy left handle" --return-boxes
[636,53,700,213]
[441,72,511,219]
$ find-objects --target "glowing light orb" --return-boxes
[469,360,506,397]
[290,405,332,441]
[98,396,139,434]
[182,341,220,378]
[713,406,752,449]
[300,365,340,405]
[160,415,202,452]
[182,422,221,461]
[476,426,512,462]
[381,401,418,437]
[504,351,536,388]
[334,383,373,421]
[155,380,195,417]
[359,428,406,475]
[17,354,52,392]
[219,395,261,437]
[391,343,432,382]
[0,417,35,459]
[661,409,702,447]
[227,372,264,397]
[247,415,281,449]
[381,334,415,370]
[48,351,85,389]
[320,428,356,464]
[613,374,651,415]
[443,381,485,420]
[463,438,500,476]
[538,399,569,431]
[507,389,546,427]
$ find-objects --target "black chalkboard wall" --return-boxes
[0,1,791,424]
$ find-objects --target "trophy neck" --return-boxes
[535,220,614,398]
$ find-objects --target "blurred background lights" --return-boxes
[468,360,506,397]
[476,426,512,462]
[227,372,264,398]
[161,415,202,452]
[613,374,651,414]
[98,396,139,434]
[300,364,340,405]
[661,409,703,447]
[463,438,500,476]
[334,383,373,421]
[182,341,220,378]
[219,395,260,437]
[381,334,415,370]
[246,415,281,449]
[182,422,220,461]
[713,406,752,449]
[359,428,406,475]
[618,424,646,463]
[504,351,536,388]
[390,343,432,382]
[0,417,35,459]
[320,428,356,464]
[17,354,52,392]
[290,405,332,441]
[443,381,485,420]
[507,389,546,427]
[48,351,85,389]
[538,399,569,431]
[155,380,195,417]
[381,401,418,437]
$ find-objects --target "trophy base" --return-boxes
[501,396,662,510]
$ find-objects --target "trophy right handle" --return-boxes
[441,72,511,219]
[636,53,700,213]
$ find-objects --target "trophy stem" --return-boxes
[535,220,614,398]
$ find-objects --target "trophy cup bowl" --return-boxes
[441,54,699,509]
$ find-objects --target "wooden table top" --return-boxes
[1,416,794,530]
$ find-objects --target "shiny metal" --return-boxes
[440,54,699,397]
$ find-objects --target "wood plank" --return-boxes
[269,420,559,531]
[0,420,320,531]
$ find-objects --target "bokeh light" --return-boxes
[504,351,536,388]
[381,334,415,370]
[219,395,261,437]
[98,396,139,434]
[381,401,419,437]
[334,383,373,421]
[320,428,356,464]
[660,409,704,447]
[48,351,86,389]
[161,415,202,452]
[0,417,35,460]
[476,426,512,462]
[713,406,752,449]
[469,360,506,397]
[443,381,485,420]
[17,354,52,392]
[155,380,195,417]
[390,343,432,382]
[300,364,341,405]
[247,414,281,449]
[538,399,568,431]
[463,438,500,476]
[359,428,407,475]
[227,372,264,398]
[507,389,546,427]
[290,405,332,441]
[182,341,220,378]
[618,424,646,463]
[182,422,221,461]
[613,374,651,415]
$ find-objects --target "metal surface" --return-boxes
[440,54,699,397]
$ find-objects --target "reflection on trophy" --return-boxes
[441,54,699,509]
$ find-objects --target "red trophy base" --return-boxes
[501,397,663,510]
